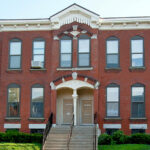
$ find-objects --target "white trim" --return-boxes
[29,124,46,129]
[103,124,121,129]
[57,67,93,71]
[4,124,21,129]
[129,124,147,129]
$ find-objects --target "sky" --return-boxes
[0,0,150,19]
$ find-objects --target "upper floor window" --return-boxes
[131,83,145,118]
[78,35,90,67]
[7,84,20,117]
[31,84,44,118]
[106,84,119,117]
[106,37,119,68]
[9,39,22,69]
[131,36,144,67]
[33,39,45,68]
[60,36,72,67]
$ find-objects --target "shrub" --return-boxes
[130,133,148,144]
[112,130,125,144]
[98,133,112,145]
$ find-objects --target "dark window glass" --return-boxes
[33,40,45,68]
[131,129,145,134]
[31,86,44,118]
[30,129,44,134]
[106,38,119,68]
[9,40,21,69]
[106,129,118,135]
[60,37,72,67]
[106,85,119,117]
[7,86,20,117]
[78,36,90,67]
[131,37,144,67]
[131,85,145,118]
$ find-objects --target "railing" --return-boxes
[93,112,98,150]
[67,114,74,150]
[42,113,53,148]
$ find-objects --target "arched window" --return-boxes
[78,34,90,67]
[131,83,145,118]
[131,36,144,67]
[32,38,45,68]
[60,36,72,67]
[7,84,20,117]
[106,36,119,68]
[9,38,22,69]
[106,83,120,117]
[31,84,44,118]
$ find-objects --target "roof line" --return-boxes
[103,16,150,19]
[0,18,49,21]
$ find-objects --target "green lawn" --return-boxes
[0,143,42,150]
[98,144,150,150]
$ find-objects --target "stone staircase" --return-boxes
[43,125,97,150]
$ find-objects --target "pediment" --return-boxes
[50,3,100,29]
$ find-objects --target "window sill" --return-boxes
[130,117,147,121]
[6,69,22,72]
[5,117,21,122]
[129,67,146,72]
[57,67,93,71]
[104,117,122,121]
[28,118,45,122]
[30,68,47,72]
[105,67,121,71]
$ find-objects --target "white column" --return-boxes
[72,89,78,126]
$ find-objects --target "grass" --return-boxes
[98,144,150,150]
[0,143,42,150]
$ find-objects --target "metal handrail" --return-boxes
[42,113,53,148]
[93,112,98,150]
[67,114,74,150]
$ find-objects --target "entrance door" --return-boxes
[63,99,73,124]
[81,100,93,124]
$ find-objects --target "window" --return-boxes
[31,84,44,118]
[33,39,45,68]
[9,39,22,69]
[60,36,72,67]
[106,84,119,117]
[106,37,119,68]
[131,129,145,134]
[7,84,20,117]
[30,129,44,134]
[78,35,90,67]
[131,84,145,118]
[106,129,118,135]
[131,36,144,67]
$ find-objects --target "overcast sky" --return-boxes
[0,0,150,19]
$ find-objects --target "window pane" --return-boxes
[8,102,19,117]
[31,102,43,117]
[78,54,90,66]
[34,41,44,49]
[132,87,144,102]
[132,40,143,53]
[10,42,21,55]
[107,54,118,67]
[132,54,143,67]
[8,88,20,102]
[61,54,71,67]
[107,87,119,102]
[132,129,145,134]
[33,55,44,62]
[61,40,72,53]
[107,40,118,54]
[32,88,43,102]
[107,102,118,116]
[132,102,144,117]
[10,56,21,68]
[79,39,90,53]
[34,48,44,55]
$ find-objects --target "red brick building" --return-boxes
[0,4,149,135]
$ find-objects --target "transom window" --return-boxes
[131,84,145,118]
[33,39,45,68]
[9,39,22,69]
[31,84,44,118]
[78,35,90,67]
[106,37,119,68]
[60,36,72,67]
[7,84,20,117]
[131,36,144,67]
[106,84,119,117]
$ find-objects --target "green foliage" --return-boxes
[98,133,111,145]
[0,132,43,143]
